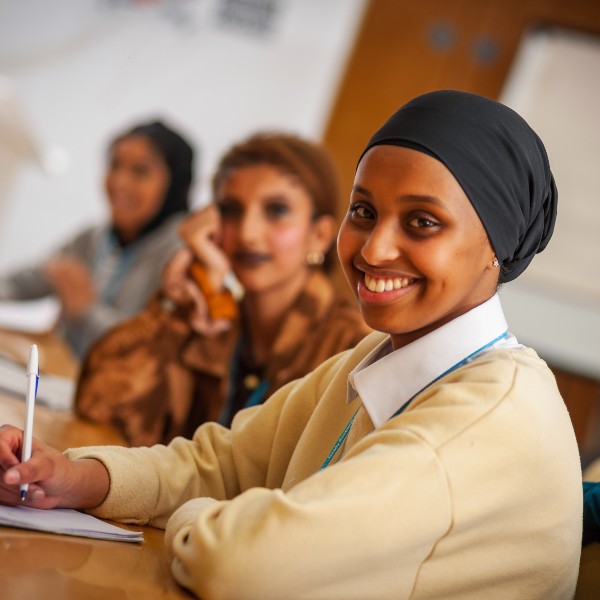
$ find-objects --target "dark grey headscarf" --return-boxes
[110,120,195,244]
[358,90,557,282]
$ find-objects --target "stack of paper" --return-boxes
[0,354,74,411]
[0,297,60,334]
[0,504,143,542]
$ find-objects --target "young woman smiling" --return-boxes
[0,120,194,357]
[0,92,581,599]
[339,144,501,347]
[73,132,370,445]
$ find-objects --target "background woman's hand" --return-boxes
[161,247,197,308]
[44,256,98,318]
[0,425,109,509]
[161,249,232,336]
[178,204,231,291]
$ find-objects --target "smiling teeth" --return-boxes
[364,273,412,293]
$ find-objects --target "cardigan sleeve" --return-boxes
[0,226,97,301]
[64,340,367,528]
[0,262,53,300]
[63,217,184,356]
[166,426,451,600]
[64,374,312,528]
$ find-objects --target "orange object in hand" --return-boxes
[189,262,238,320]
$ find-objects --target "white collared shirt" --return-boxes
[347,294,522,428]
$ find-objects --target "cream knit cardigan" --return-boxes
[68,331,582,600]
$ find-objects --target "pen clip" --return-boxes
[26,344,39,397]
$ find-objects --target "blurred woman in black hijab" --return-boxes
[0,120,195,357]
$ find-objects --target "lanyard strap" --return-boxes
[320,407,361,469]
[244,379,270,408]
[391,331,508,419]
[320,331,508,470]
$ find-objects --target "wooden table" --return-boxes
[0,328,80,380]
[0,330,192,599]
[0,328,123,450]
[0,522,191,599]
[577,543,600,600]
[0,392,125,451]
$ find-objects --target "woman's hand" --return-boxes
[161,248,197,308]
[44,256,98,319]
[0,425,109,509]
[178,204,231,291]
[161,249,232,336]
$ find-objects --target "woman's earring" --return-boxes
[492,257,500,268]
[306,251,325,266]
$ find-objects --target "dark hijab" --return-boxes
[111,120,195,243]
[358,90,557,283]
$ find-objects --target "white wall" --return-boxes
[0,0,366,270]
[499,26,600,379]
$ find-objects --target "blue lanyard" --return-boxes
[320,407,361,469]
[244,379,270,408]
[222,338,270,425]
[320,331,508,470]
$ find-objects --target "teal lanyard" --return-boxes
[319,331,508,470]
[244,379,270,408]
[320,407,361,469]
[222,338,270,424]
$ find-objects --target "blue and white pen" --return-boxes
[20,344,39,501]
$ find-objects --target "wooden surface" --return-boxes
[0,328,80,379]
[552,364,600,465]
[0,331,191,599]
[576,543,600,600]
[0,328,124,449]
[0,521,191,599]
[0,392,125,451]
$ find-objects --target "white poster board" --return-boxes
[499,26,600,378]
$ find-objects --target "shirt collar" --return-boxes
[347,294,510,428]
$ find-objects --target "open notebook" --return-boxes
[0,503,143,542]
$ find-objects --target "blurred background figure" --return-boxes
[74,132,371,446]
[0,120,195,358]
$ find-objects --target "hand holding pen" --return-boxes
[20,344,39,501]
[0,343,110,509]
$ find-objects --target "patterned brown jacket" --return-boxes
[74,270,371,446]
